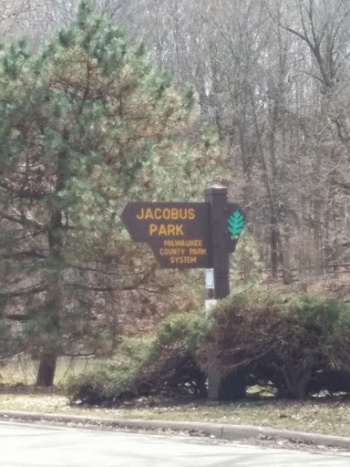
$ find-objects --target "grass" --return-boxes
[0,393,350,437]
[0,355,96,386]
[2,356,350,437]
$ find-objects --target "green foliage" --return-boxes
[201,288,350,399]
[66,312,208,404]
[0,1,225,383]
[66,286,350,404]
[147,312,208,359]
[0,321,22,361]
[289,294,350,337]
[66,337,154,404]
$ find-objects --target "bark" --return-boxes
[36,352,58,387]
[208,360,246,401]
[218,370,247,401]
[35,135,68,387]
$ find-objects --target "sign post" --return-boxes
[205,186,230,300]
[120,186,245,400]
[205,186,232,399]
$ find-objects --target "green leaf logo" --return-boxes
[228,210,245,239]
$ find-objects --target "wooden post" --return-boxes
[205,185,230,300]
[206,186,229,400]
[205,185,246,401]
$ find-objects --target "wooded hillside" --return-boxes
[2,1,350,388]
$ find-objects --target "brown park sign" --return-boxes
[121,187,246,402]
[120,202,212,269]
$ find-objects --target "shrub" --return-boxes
[197,288,350,399]
[66,314,207,405]
[66,337,154,405]
[275,294,350,398]
[66,286,350,404]
[196,287,288,377]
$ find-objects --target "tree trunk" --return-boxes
[280,234,293,284]
[218,370,246,401]
[270,213,279,279]
[35,136,68,387]
[34,208,63,387]
[36,352,57,387]
[208,363,246,401]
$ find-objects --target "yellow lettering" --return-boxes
[178,209,186,220]
[154,208,162,220]
[188,208,195,220]
[164,240,174,246]
[150,224,185,236]
[149,224,157,235]
[175,225,184,235]
[189,248,207,255]
[144,208,154,219]
[137,207,197,221]
[167,224,176,235]
[160,248,186,256]
[159,224,167,235]
[136,208,145,219]
[171,256,197,264]
[163,239,203,247]
[171,208,178,220]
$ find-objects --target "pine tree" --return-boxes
[0,2,223,385]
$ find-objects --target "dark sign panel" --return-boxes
[121,202,212,269]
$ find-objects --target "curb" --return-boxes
[1,410,350,449]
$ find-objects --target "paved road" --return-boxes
[1,422,350,466]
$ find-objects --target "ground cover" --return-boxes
[0,392,349,437]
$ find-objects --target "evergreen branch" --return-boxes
[0,283,47,298]
[0,349,27,359]
[0,250,47,260]
[66,263,118,276]
[66,283,115,292]
[0,210,29,225]
[0,180,49,200]
[66,278,152,293]
[4,314,33,322]
[0,210,44,230]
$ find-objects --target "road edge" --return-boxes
[0,410,350,449]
